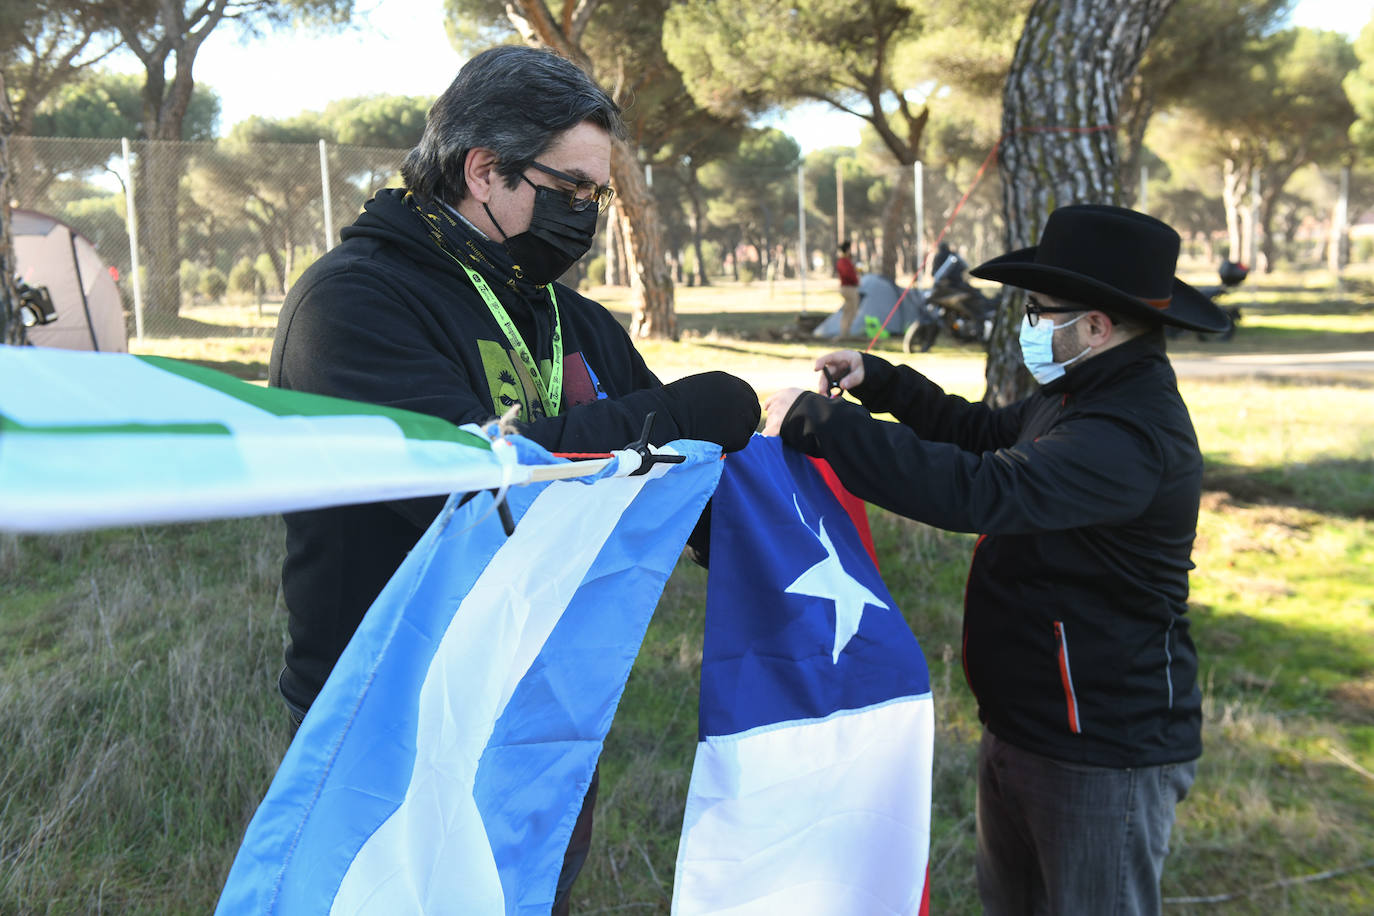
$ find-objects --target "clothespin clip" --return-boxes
[823,366,846,399]
[626,412,686,476]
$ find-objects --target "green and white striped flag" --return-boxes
[0,345,550,534]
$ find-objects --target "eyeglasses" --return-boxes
[528,161,615,213]
[1024,297,1079,327]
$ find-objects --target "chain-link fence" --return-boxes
[9,134,1363,347]
[10,136,407,343]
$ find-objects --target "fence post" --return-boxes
[319,139,334,251]
[797,162,807,313]
[913,160,924,278]
[121,137,144,342]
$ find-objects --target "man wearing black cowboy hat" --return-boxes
[762,204,1228,914]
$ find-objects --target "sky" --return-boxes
[110,0,1374,152]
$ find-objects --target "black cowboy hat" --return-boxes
[969,204,1230,333]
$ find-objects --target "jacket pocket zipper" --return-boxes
[1053,621,1082,734]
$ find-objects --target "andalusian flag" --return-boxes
[0,345,600,533]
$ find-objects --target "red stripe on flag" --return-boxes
[807,456,878,570]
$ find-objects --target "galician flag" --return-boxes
[215,434,724,915]
[674,436,934,915]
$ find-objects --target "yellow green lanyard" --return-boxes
[407,192,563,420]
[455,261,563,420]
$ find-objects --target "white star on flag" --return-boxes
[783,497,890,663]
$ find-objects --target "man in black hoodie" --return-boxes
[269,46,759,913]
[761,206,1229,915]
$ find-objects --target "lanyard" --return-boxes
[407,192,563,420]
[456,261,563,420]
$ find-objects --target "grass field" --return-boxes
[2,269,1372,913]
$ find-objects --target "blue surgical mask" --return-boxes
[1019,312,1090,384]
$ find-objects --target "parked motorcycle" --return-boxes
[1169,259,1247,342]
[902,251,998,353]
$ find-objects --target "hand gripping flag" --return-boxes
[215,436,723,916]
[673,436,933,915]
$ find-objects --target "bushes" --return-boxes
[228,258,264,297]
[199,267,227,302]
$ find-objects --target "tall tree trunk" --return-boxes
[686,166,710,286]
[0,73,21,345]
[611,138,677,339]
[1222,156,1249,262]
[137,142,188,323]
[878,166,912,281]
[987,0,1174,407]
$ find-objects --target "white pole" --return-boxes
[913,160,924,277]
[319,139,335,251]
[1248,172,1261,269]
[121,137,144,342]
[797,163,807,313]
[1139,164,1148,213]
[644,162,652,187]
[1331,164,1350,274]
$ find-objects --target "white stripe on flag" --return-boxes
[673,697,934,916]
[329,472,653,913]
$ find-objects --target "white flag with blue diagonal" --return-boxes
[215,436,722,916]
[674,436,933,915]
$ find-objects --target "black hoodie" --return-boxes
[780,330,1203,768]
[270,189,695,711]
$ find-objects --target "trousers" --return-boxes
[976,728,1196,916]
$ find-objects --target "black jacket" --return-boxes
[780,330,1203,767]
[270,189,696,711]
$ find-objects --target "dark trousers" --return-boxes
[976,728,1195,916]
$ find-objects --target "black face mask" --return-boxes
[485,183,599,286]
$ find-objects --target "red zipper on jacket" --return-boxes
[1053,620,1082,733]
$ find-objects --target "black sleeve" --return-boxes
[853,353,1027,453]
[779,392,1163,535]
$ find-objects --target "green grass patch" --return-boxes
[5,272,1373,912]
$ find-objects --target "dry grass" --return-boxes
[3,271,1371,913]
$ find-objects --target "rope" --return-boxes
[860,124,1116,353]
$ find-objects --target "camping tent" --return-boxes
[13,208,128,352]
[811,273,922,340]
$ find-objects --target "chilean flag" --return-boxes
[674,436,933,915]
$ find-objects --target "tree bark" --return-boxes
[612,137,677,339]
[987,0,1174,407]
[877,165,912,280]
[1,73,21,345]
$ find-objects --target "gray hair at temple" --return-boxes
[401,46,626,205]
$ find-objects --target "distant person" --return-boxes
[833,239,860,339]
[763,204,1229,915]
[269,45,759,914]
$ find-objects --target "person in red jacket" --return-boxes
[833,239,860,339]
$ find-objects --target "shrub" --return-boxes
[228,258,261,296]
[179,261,202,298]
[199,267,227,302]
[585,255,607,286]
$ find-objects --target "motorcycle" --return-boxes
[1168,259,1247,342]
[902,252,998,354]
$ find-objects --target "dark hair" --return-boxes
[401,46,626,204]
[839,240,852,253]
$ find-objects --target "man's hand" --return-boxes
[814,350,864,395]
[762,387,806,436]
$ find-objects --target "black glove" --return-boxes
[660,371,760,452]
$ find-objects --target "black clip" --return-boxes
[823,366,846,399]
[626,411,686,476]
